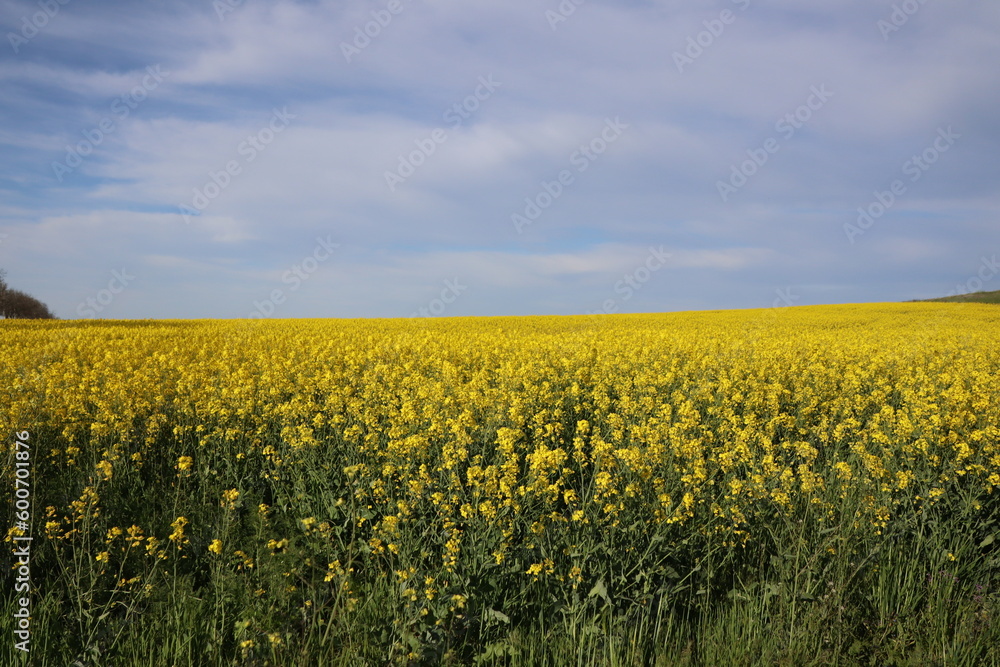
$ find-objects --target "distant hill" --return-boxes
[910,290,1000,304]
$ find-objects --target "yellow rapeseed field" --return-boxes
[2,302,999,664]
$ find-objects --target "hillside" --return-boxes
[912,289,1000,304]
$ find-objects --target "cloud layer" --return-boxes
[1,0,998,319]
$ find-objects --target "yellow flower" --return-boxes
[145,536,162,557]
[168,516,189,545]
[6,303,1000,614]
[126,525,144,548]
[266,538,289,552]
[95,459,113,481]
[221,488,240,510]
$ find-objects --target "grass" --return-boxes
[909,289,1000,304]
[4,423,998,666]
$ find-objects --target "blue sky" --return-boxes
[1,0,998,319]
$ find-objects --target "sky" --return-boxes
[1,0,998,320]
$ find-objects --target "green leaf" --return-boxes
[979,533,996,549]
[588,579,610,604]
[486,608,510,624]
[474,641,517,663]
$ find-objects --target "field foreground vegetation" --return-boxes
[2,303,1000,665]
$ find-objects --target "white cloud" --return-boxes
[2,0,999,318]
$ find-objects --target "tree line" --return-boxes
[0,269,56,319]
